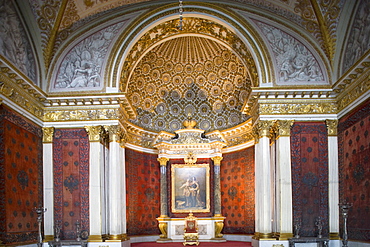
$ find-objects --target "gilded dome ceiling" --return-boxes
[127,36,251,132]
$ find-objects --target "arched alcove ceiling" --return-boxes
[119,17,259,133]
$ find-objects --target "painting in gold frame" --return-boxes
[171,163,210,213]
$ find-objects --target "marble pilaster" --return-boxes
[104,125,126,242]
[85,126,105,242]
[254,120,275,240]
[42,127,55,242]
[275,120,294,240]
[326,119,340,240]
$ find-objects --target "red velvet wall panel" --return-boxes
[338,99,370,241]
[53,129,89,240]
[291,122,329,237]
[221,147,255,234]
[125,148,160,236]
[0,106,43,245]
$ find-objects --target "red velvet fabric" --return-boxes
[338,99,370,241]
[125,148,161,235]
[53,129,89,240]
[221,147,255,234]
[0,106,43,244]
[291,122,329,237]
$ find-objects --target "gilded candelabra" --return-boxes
[339,201,353,247]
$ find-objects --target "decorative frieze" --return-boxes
[259,102,338,115]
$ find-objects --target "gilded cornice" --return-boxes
[258,101,338,115]
[0,69,45,119]
[43,107,121,122]
[42,127,55,143]
[325,119,338,136]
[336,60,370,112]
[244,87,337,115]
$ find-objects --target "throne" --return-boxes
[183,212,199,246]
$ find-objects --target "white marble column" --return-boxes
[42,127,55,242]
[120,142,128,241]
[104,125,127,242]
[254,120,274,240]
[275,120,294,240]
[326,120,340,240]
[85,126,105,242]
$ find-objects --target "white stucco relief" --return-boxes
[0,0,37,83]
[255,21,326,84]
[343,0,370,73]
[52,22,125,91]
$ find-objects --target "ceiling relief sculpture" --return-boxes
[0,0,37,83]
[127,36,251,133]
[343,0,370,73]
[254,20,326,84]
[52,21,126,92]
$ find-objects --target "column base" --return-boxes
[105,234,129,242]
[44,235,54,242]
[276,233,293,240]
[330,232,341,240]
[253,232,276,240]
[87,235,104,242]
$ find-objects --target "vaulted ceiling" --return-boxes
[1,0,369,148]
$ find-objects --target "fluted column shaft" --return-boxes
[105,125,126,241]
[254,120,274,239]
[42,127,55,241]
[326,120,340,239]
[85,126,105,242]
[275,120,294,240]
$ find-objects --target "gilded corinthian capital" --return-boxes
[157,157,169,166]
[255,120,275,138]
[212,156,223,166]
[42,127,55,143]
[275,120,294,138]
[326,119,338,136]
[84,126,104,142]
[104,125,122,143]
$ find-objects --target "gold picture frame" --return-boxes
[171,163,210,213]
